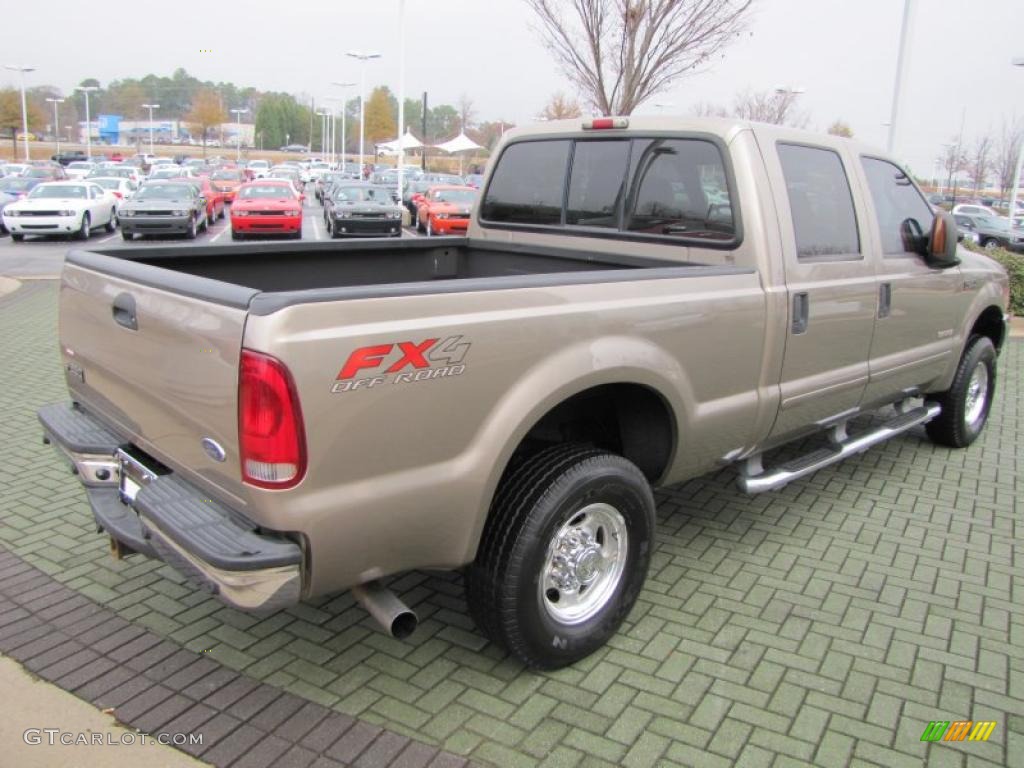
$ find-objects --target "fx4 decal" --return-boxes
[332,336,471,393]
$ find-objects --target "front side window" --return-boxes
[777,143,860,260]
[566,140,630,228]
[861,157,934,256]
[624,139,735,240]
[480,140,570,225]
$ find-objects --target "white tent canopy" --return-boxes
[433,132,482,153]
[378,129,424,152]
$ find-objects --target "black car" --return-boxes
[954,213,1024,252]
[323,183,403,238]
[51,151,89,166]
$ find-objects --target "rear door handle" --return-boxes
[112,292,138,331]
[878,282,892,318]
[791,292,809,334]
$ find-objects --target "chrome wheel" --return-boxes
[540,503,628,625]
[964,362,989,428]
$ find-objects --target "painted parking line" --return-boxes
[310,215,322,241]
[210,226,228,243]
[97,233,120,244]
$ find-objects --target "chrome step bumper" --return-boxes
[738,403,941,494]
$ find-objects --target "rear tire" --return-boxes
[925,335,996,448]
[466,444,655,669]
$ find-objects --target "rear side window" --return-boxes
[480,140,570,225]
[566,140,630,228]
[777,143,860,260]
[861,157,935,256]
[625,139,735,240]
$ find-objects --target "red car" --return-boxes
[209,168,248,203]
[230,180,303,240]
[415,185,477,236]
[172,176,226,222]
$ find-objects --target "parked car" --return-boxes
[324,182,403,238]
[952,203,998,218]
[247,159,271,178]
[209,168,248,202]
[177,176,226,222]
[266,168,303,193]
[88,166,142,185]
[401,179,436,217]
[118,180,209,240]
[88,177,140,204]
[464,173,485,189]
[2,181,118,241]
[415,185,477,235]
[64,161,96,180]
[0,176,42,200]
[954,214,1024,252]
[2,163,30,177]
[0,191,15,233]
[314,171,351,203]
[22,165,68,181]
[36,117,1009,670]
[230,180,303,240]
[51,150,89,166]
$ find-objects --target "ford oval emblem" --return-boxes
[201,438,226,463]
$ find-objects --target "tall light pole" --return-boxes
[46,96,65,158]
[332,81,356,171]
[230,107,249,162]
[5,65,36,160]
[316,110,330,158]
[887,0,916,154]
[1010,58,1024,223]
[76,85,99,159]
[141,103,159,156]
[397,0,407,200]
[325,98,344,167]
[345,51,381,175]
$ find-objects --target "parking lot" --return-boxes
[0,262,1020,766]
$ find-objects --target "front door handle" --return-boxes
[878,282,892,318]
[791,292,809,335]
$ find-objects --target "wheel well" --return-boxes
[971,306,1006,352]
[511,384,675,483]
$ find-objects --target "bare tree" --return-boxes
[525,0,754,115]
[730,89,808,127]
[457,94,477,132]
[937,137,967,196]
[994,116,1023,202]
[689,101,728,118]
[965,135,992,195]
[541,92,583,120]
[827,120,853,138]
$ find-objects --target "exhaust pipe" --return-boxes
[352,581,418,639]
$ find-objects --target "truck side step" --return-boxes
[738,402,940,494]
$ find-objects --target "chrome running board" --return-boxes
[738,403,941,494]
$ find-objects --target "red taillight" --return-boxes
[582,117,629,130]
[113,192,123,199]
[239,349,306,489]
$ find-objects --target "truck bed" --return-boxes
[67,238,749,315]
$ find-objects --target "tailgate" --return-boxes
[59,261,254,507]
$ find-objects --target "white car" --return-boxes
[88,177,140,206]
[952,203,998,218]
[2,181,119,242]
[64,161,96,180]
[148,165,187,180]
[247,160,270,178]
[2,163,30,178]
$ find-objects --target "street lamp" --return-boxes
[345,51,381,175]
[230,107,249,161]
[141,103,159,156]
[887,0,916,154]
[5,65,36,161]
[316,110,330,158]
[397,0,407,200]
[332,81,356,171]
[46,97,65,158]
[75,85,99,159]
[1010,58,1024,223]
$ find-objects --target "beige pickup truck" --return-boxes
[40,117,1009,669]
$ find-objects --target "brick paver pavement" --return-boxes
[1,280,1021,767]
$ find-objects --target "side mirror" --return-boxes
[926,211,961,269]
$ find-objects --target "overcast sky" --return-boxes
[4,0,1022,175]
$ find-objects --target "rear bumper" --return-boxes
[37,402,303,613]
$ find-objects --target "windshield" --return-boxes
[68,162,92,170]
[134,184,195,201]
[974,216,1009,230]
[25,169,54,178]
[238,184,294,199]
[29,185,87,199]
[432,189,476,204]
[0,178,34,192]
[333,186,392,202]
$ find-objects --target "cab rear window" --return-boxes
[481,135,738,246]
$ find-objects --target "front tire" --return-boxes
[76,213,91,241]
[185,216,197,239]
[982,238,1001,251]
[121,230,133,241]
[925,335,996,448]
[105,209,117,232]
[466,444,654,669]
[11,233,24,242]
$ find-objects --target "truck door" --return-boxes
[759,137,878,439]
[855,156,962,404]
